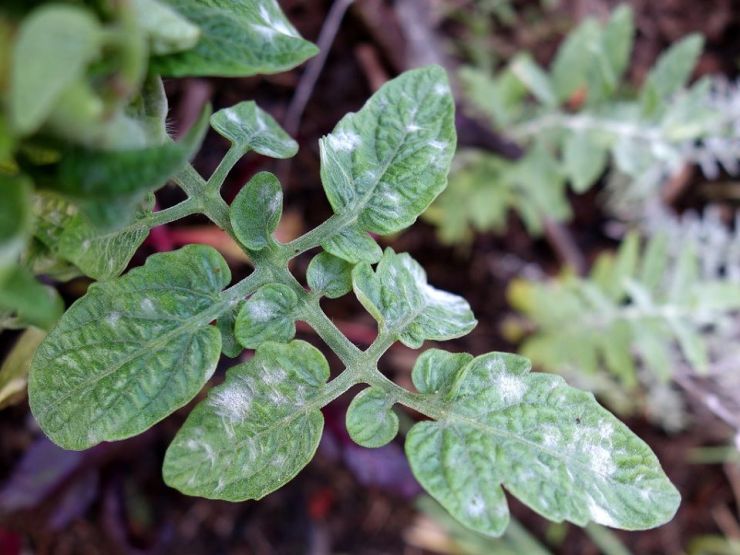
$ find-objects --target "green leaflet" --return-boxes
[56,197,154,281]
[32,193,153,281]
[132,0,201,56]
[0,327,46,410]
[307,252,353,299]
[352,248,476,348]
[0,266,64,330]
[346,387,398,448]
[211,101,298,158]
[217,303,243,359]
[319,66,456,262]
[322,226,382,264]
[163,340,329,500]
[510,54,556,107]
[152,0,318,77]
[405,350,681,536]
[640,34,704,115]
[234,284,299,348]
[10,4,102,135]
[230,172,283,251]
[0,174,32,272]
[563,131,608,193]
[28,245,230,450]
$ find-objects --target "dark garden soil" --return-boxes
[2,1,740,553]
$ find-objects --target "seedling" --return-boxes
[29,66,679,536]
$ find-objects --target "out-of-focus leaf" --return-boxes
[0,328,46,409]
[152,0,318,77]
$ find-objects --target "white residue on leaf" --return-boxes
[82,240,91,251]
[215,477,225,493]
[186,438,216,467]
[211,381,252,422]
[429,140,448,151]
[328,129,361,152]
[466,494,486,517]
[248,300,276,322]
[586,444,616,476]
[434,83,449,96]
[140,298,155,312]
[225,109,241,125]
[255,110,267,131]
[406,123,422,132]
[540,425,560,448]
[492,366,526,405]
[107,312,121,327]
[259,5,298,37]
[587,495,618,527]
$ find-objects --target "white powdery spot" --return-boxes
[255,110,267,131]
[211,382,252,422]
[259,5,298,37]
[598,422,614,441]
[587,445,616,476]
[225,109,241,125]
[587,496,618,527]
[434,83,449,96]
[215,477,226,493]
[186,439,216,467]
[82,239,91,251]
[466,494,486,517]
[494,372,526,405]
[107,312,121,327]
[328,129,361,152]
[140,298,155,312]
[541,426,560,448]
[268,390,285,405]
[406,123,422,132]
[248,300,275,322]
[262,364,287,385]
[429,140,448,151]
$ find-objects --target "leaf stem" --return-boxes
[283,213,350,258]
[207,146,243,192]
[144,197,200,228]
[175,164,235,237]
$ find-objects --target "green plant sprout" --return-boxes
[426,6,739,242]
[28,66,680,537]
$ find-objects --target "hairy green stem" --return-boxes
[175,164,235,237]
[144,197,200,227]
[207,146,243,192]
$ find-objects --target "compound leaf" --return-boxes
[352,248,476,348]
[234,284,298,348]
[10,5,102,135]
[306,252,353,299]
[230,172,283,251]
[346,387,398,448]
[211,101,297,158]
[406,351,681,537]
[163,340,329,499]
[28,245,230,450]
[320,66,455,261]
[153,0,318,77]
